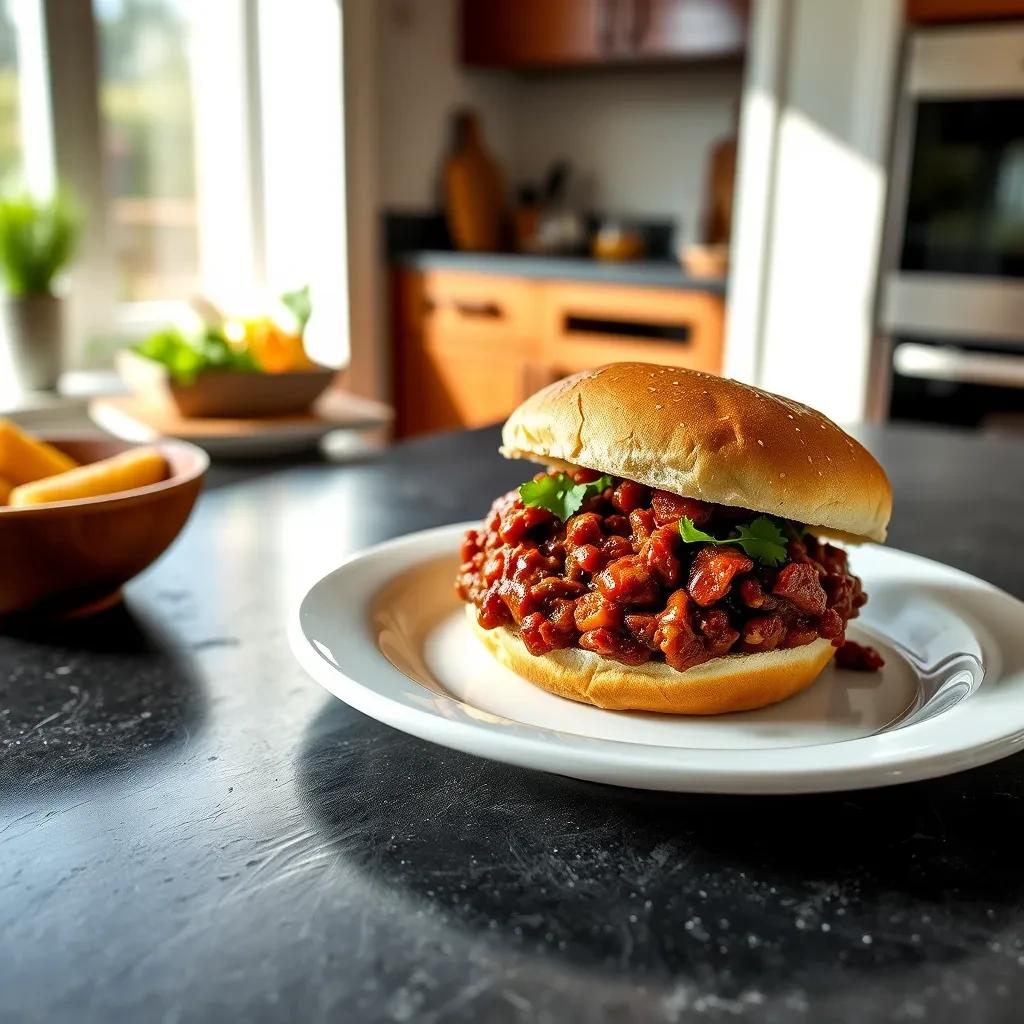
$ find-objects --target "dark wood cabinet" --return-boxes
[461,0,608,68]
[906,0,1024,21]
[461,0,746,69]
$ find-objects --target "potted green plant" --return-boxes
[0,188,80,393]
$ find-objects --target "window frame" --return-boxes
[10,0,348,370]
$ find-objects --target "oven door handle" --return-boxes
[894,343,1024,390]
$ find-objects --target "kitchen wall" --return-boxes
[375,0,742,232]
[376,0,516,211]
[511,68,740,229]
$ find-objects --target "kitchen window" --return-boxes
[3,0,347,370]
[0,0,21,180]
[95,0,200,304]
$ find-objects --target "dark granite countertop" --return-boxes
[395,250,728,293]
[3,422,1024,1023]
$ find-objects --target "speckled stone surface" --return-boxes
[2,423,1024,1023]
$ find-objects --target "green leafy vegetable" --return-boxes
[678,515,789,567]
[519,472,613,522]
[281,285,312,332]
[134,327,258,385]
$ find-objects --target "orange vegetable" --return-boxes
[9,446,166,506]
[0,419,78,485]
[246,319,315,373]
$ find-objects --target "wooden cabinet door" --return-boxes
[461,0,745,68]
[419,346,536,433]
[461,0,614,69]
[393,269,546,437]
[417,271,539,350]
[906,0,1024,21]
[628,0,747,61]
[539,281,725,376]
[397,342,529,436]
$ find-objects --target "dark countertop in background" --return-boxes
[3,422,1024,1023]
[395,249,728,293]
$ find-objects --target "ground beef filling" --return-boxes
[456,469,881,673]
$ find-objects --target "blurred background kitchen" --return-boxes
[0,0,1021,456]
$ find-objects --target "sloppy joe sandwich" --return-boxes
[456,362,892,715]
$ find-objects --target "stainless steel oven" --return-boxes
[881,23,1024,429]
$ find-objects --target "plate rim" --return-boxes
[289,522,1024,794]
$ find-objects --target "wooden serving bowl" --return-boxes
[117,349,335,419]
[0,436,208,618]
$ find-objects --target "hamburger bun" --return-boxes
[467,606,837,715]
[501,362,891,542]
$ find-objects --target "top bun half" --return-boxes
[500,363,892,542]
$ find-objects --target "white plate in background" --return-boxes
[88,388,392,459]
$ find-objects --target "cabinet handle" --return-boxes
[422,297,502,319]
[452,299,502,318]
[563,313,691,344]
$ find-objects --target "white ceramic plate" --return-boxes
[290,523,1024,794]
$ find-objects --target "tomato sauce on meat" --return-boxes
[456,470,883,673]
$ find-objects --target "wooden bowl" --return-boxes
[117,349,335,419]
[0,436,208,618]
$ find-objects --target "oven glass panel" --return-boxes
[902,99,1024,276]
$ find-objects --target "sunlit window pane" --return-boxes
[94,0,198,302]
[0,0,21,181]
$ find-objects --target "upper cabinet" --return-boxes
[906,0,1024,22]
[460,0,748,70]
[462,0,607,67]
[627,0,749,61]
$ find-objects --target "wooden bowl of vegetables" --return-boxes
[119,289,334,419]
[0,421,207,618]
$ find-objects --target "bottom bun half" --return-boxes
[467,605,836,716]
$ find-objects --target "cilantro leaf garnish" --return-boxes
[519,472,613,522]
[678,515,789,567]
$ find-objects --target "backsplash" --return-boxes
[508,67,741,229]
[382,211,679,261]
[375,0,742,236]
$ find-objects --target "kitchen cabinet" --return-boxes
[395,271,542,437]
[461,0,607,68]
[393,268,725,438]
[414,271,538,351]
[906,0,1024,21]
[460,0,746,69]
[628,0,748,61]
[399,340,537,438]
[540,280,724,375]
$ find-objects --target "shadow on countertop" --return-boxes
[0,602,206,800]
[294,697,1024,995]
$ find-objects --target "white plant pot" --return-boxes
[0,293,64,393]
